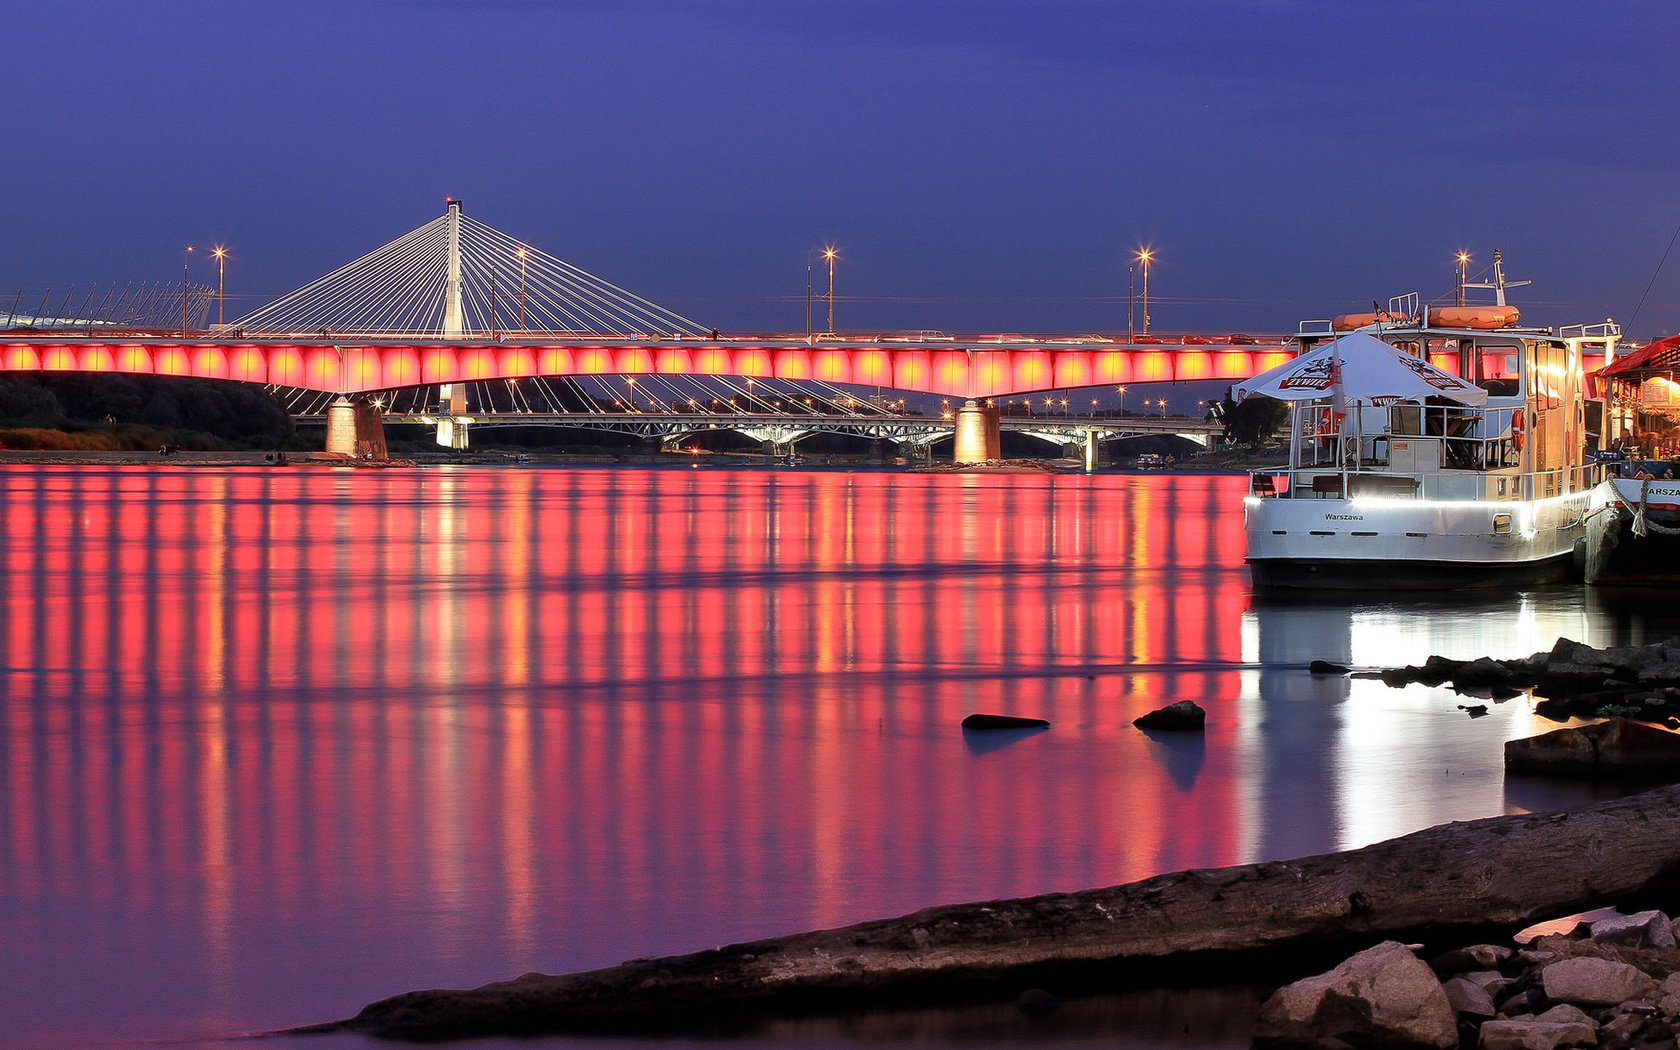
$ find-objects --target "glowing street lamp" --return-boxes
[1157,398,1168,418]
[1135,248,1154,335]
[822,246,838,335]
[1117,385,1128,413]
[181,244,195,337]
[1456,251,1471,307]
[211,245,227,327]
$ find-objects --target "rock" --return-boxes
[1380,667,1415,687]
[1253,941,1457,1049]
[1433,945,1514,974]
[1015,987,1060,1014]
[1460,704,1490,718]
[1309,659,1350,675]
[1443,976,1497,1017]
[1590,910,1678,950]
[1533,1004,1595,1027]
[1131,701,1205,731]
[1454,656,1524,688]
[1505,719,1680,778]
[1599,1011,1648,1042]
[1420,655,1464,685]
[1459,970,1517,1001]
[1539,956,1656,1006]
[1497,985,1546,1016]
[961,713,1050,730]
[1477,1017,1598,1049]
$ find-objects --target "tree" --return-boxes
[1221,387,1288,448]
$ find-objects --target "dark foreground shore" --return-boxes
[295,784,1680,1042]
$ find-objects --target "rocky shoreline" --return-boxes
[1258,914,1680,1049]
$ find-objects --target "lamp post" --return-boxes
[822,246,837,335]
[211,245,227,328]
[806,255,814,342]
[1456,251,1471,307]
[1157,398,1168,418]
[1117,385,1128,414]
[181,244,194,337]
[1127,264,1135,343]
[1135,248,1153,336]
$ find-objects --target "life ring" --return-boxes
[1512,410,1526,452]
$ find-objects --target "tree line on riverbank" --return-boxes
[0,374,295,451]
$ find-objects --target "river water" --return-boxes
[1,464,1675,1049]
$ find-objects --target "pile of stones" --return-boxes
[1257,911,1680,1048]
[1347,638,1680,727]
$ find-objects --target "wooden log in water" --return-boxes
[318,784,1680,1041]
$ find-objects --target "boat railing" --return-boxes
[1560,321,1622,340]
[1387,292,1420,320]
[1249,461,1599,503]
[1297,319,1336,338]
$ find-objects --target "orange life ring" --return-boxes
[1512,410,1526,452]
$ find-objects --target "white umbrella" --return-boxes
[1233,331,1487,407]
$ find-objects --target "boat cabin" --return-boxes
[1254,298,1618,503]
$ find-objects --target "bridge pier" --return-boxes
[434,384,469,449]
[952,399,1001,463]
[324,397,388,460]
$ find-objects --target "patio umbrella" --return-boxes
[1233,331,1487,407]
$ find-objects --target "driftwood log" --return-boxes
[311,785,1680,1041]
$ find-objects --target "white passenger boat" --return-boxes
[1239,255,1621,590]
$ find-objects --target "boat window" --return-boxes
[1477,344,1520,396]
[1537,344,1563,409]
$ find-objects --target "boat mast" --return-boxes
[1463,248,1532,307]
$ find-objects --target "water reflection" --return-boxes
[0,464,1674,1049]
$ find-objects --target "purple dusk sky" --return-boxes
[4,0,1677,339]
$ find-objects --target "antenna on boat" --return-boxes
[1463,248,1532,307]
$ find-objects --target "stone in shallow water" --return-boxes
[1131,701,1205,731]
[960,713,1050,730]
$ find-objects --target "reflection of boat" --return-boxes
[1239,252,1620,590]
[1584,473,1680,585]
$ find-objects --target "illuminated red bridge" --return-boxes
[0,332,1288,397]
[1,201,1286,457]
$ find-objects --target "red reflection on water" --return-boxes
[0,465,1254,1044]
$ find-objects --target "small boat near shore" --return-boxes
[1239,252,1621,590]
[1584,471,1680,585]
[1582,334,1680,586]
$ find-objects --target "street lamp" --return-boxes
[181,244,195,337]
[211,245,227,328]
[822,245,838,335]
[1135,248,1154,335]
[1090,398,1098,417]
[1157,399,1168,418]
[1117,385,1128,414]
[1456,251,1471,307]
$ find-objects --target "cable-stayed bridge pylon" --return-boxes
[236,200,708,340]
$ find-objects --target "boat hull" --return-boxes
[1584,478,1680,587]
[1245,492,1588,592]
